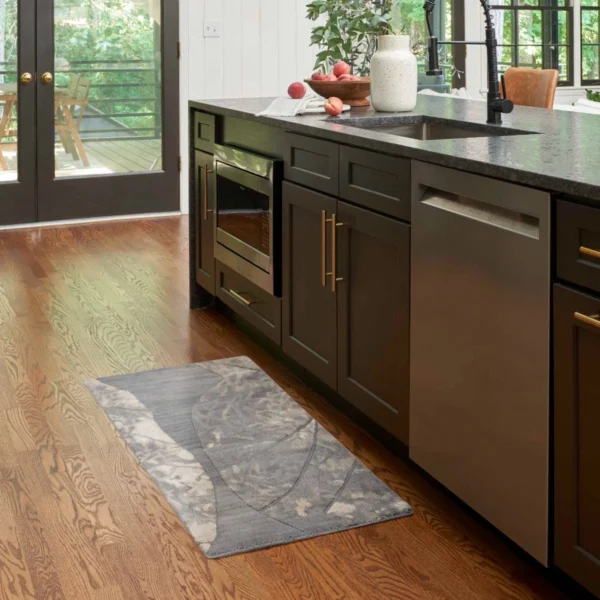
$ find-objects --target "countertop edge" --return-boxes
[189,98,600,203]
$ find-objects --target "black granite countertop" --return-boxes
[190,95,600,203]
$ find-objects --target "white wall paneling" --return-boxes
[187,0,317,100]
[180,0,318,212]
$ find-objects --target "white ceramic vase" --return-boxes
[370,35,418,112]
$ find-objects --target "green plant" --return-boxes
[306,0,430,76]
[306,0,394,76]
[586,89,600,103]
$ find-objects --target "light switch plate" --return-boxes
[203,20,221,38]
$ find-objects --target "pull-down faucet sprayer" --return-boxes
[424,0,514,124]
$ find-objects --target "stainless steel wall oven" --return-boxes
[213,144,282,296]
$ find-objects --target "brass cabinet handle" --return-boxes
[321,210,327,287]
[579,246,600,261]
[203,167,214,221]
[41,72,53,84]
[20,72,33,85]
[574,312,600,330]
[229,289,253,306]
[330,215,344,292]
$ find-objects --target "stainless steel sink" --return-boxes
[333,115,536,141]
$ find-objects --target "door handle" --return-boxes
[203,166,214,221]
[20,73,33,85]
[41,72,54,85]
[574,312,600,330]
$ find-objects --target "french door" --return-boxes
[0,0,179,226]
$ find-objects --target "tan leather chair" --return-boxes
[502,67,559,109]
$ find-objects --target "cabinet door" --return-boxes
[554,284,600,597]
[194,150,216,294]
[282,182,337,389]
[336,201,411,444]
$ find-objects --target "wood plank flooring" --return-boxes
[0,216,570,600]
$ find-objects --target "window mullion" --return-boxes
[574,0,582,87]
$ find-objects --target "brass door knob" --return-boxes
[41,72,54,84]
[20,72,33,84]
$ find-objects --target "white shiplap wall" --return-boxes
[180,0,316,212]
[188,0,317,100]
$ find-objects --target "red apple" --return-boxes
[337,73,354,82]
[312,71,327,81]
[324,97,344,116]
[325,73,338,81]
[288,82,306,99]
[333,61,351,78]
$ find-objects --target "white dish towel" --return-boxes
[258,95,351,116]
[258,89,319,117]
[257,83,352,116]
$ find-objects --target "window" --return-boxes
[398,0,460,89]
[582,0,600,83]
[490,0,573,85]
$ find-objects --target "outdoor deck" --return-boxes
[0,138,162,182]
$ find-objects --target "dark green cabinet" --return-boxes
[282,181,338,389]
[194,150,216,294]
[554,284,600,598]
[282,181,411,442]
[337,202,410,444]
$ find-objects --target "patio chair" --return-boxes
[55,75,91,166]
[502,67,559,110]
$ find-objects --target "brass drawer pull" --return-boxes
[203,166,214,221]
[574,312,600,330]
[229,289,254,307]
[579,246,600,261]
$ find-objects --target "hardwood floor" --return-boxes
[0,216,570,600]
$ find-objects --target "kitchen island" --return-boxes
[188,95,600,598]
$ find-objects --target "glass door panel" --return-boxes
[0,0,19,182]
[36,0,179,222]
[53,0,163,179]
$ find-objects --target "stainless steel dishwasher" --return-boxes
[410,161,551,565]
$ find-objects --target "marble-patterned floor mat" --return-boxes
[85,356,413,558]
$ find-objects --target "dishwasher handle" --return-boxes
[412,160,550,241]
[421,189,541,240]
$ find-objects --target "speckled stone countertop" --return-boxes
[190,95,600,202]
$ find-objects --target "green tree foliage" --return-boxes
[54,0,159,133]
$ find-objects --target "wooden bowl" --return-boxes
[304,77,371,107]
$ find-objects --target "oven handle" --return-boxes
[214,144,278,180]
[216,161,272,197]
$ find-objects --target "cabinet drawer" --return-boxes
[193,111,217,153]
[284,132,339,196]
[557,200,600,294]
[216,261,282,345]
[340,146,411,221]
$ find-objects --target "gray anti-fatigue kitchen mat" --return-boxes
[85,356,412,558]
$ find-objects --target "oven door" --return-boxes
[215,161,273,274]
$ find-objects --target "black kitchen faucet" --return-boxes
[424,0,514,124]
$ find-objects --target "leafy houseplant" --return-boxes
[585,89,600,103]
[306,0,395,76]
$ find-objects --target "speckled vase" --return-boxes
[370,35,417,112]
